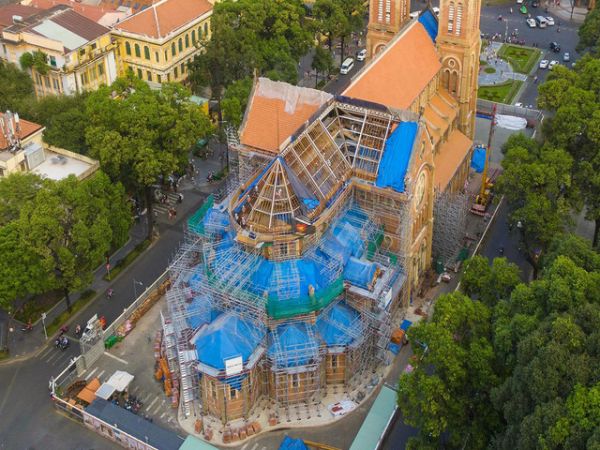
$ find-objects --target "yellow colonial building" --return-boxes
[111,0,213,85]
[0,5,118,97]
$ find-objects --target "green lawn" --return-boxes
[478,80,523,104]
[497,44,541,74]
[484,67,496,74]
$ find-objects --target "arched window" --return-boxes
[204,23,208,35]
[134,43,141,58]
[185,34,189,48]
[198,26,202,38]
[171,42,176,56]
[178,38,183,52]
[144,46,150,60]
[125,41,131,56]
[191,30,196,43]
[450,71,459,95]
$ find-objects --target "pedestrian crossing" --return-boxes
[153,192,181,216]
[37,345,75,367]
[240,442,268,450]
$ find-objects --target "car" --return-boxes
[550,41,561,52]
[432,6,440,15]
[526,18,536,27]
[549,60,559,69]
[515,102,524,107]
[409,11,419,19]
[545,16,555,25]
[563,52,570,62]
[356,49,367,61]
[517,0,523,4]
[539,59,549,69]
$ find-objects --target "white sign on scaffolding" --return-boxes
[225,356,243,376]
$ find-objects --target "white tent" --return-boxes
[95,382,117,400]
[106,370,135,392]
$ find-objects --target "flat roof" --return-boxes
[31,149,94,180]
[349,385,397,450]
[179,435,220,450]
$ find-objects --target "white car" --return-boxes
[432,6,440,15]
[549,60,559,69]
[545,16,555,25]
[409,11,419,19]
[539,59,549,69]
[517,0,524,4]
[526,18,536,28]
[356,49,367,61]
[515,102,524,107]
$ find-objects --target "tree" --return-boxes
[577,6,600,54]
[17,172,131,311]
[311,46,334,87]
[496,134,574,277]
[0,60,34,112]
[85,76,212,239]
[221,77,252,128]
[461,256,521,307]
[20,94,89,154]
[188,0,311,98]
[335,0,365,65]
[0,173,45,226]
[19,50,50,75]
[398,292,500,449]
[538,56,600,247]
[312,0,345,53]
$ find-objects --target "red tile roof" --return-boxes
[27,0,117,23]
[343,21,441,110]
[0,112,44,151]
[0,4,38,31]
[240,78,333,154]
[433,129,472,191]
[114,0,212,39]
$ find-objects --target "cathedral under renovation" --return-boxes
[163,0,481,434]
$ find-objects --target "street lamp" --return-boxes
[133,279,144,300]
[504,19,509,42]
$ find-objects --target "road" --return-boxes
[478,3,581,106]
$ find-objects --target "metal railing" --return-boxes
[103,270,169,339]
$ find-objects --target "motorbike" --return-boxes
[55,336,69,350]
[21,321,33,332]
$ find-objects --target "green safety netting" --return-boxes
[187,194,214,235]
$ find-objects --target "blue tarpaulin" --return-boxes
[269,323,318,368]
[375,122,418,193]
[400,319,413,331]
[279,436,309,450]
[418,9,438,42]
[471,146,486,173]
[317,302,361,346]
[195,313,265,370]
[343,257,377,289]
[203,208,230,235]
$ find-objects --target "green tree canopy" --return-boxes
[398,292,500,449]
[311,46,335,87]
[496,134,574,276]
[221,77,252,128]
[0,60,34,112]
[188,0,311,97]
[461,256,521,307]
[538,55,600,247]
[17,172,131,310]
[577,7,600,54]
[85,76,212,239]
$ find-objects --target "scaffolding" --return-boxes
[432,190,470,267]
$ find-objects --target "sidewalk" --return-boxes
[1,141,226,363]
[547,3,589,23]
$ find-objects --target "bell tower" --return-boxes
[366,0,410,58]
[436,0,481,139]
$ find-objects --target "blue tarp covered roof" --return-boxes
[269,323,318,368]
[343,257,377,289]
[186,295,216,330]
[279,436,309,450]
[203,208,230,235]
[375,122,418,192]
[471,146,486,173]
[317,302,361,346]
[418,9,438,42]
[195,313,265,370]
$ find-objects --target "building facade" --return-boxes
[1,5,117,97]
[111,0,213,86]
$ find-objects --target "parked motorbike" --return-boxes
[55,336,69,350]
[21,321,33,332]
